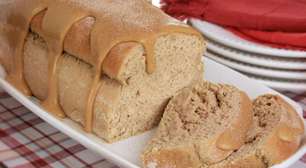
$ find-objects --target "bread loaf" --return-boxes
[210,95,304,168]
[0,0,205,142]
[142,81,253,167]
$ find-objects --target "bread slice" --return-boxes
[142,81,253,167]
[210,94,305,168]
[23,21,205,142]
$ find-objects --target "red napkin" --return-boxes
[162,0,306,50]
[228,28,306,51]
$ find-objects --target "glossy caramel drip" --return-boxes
[40,3,88,118]
[1,0,47,96]
[0,0,202,132]
[216,92,253,151]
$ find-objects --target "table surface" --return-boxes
[0,91,305,168]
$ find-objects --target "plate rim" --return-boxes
[248,75,306,92]
[205,52,306,80]
[206,40,306,70]
[190,19,306,58]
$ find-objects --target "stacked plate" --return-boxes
[189,19,306,92]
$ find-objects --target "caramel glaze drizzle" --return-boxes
[40,4,88,118]
[3,0,47,96]
[0,0,202,133]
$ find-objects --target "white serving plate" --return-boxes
[207,39,306,70]
[206,52,306,80]
[189,19,306,58]
[248,75,306,92]
[0,58,305,168]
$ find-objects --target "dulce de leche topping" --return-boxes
[0,0,202,132]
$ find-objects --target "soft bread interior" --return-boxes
[23,30,204,142]
[142,82,252,167]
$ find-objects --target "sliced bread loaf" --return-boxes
[142,81,253,168]
[1,0,205,143]
[23,28,204,142]
[210,94,305,168]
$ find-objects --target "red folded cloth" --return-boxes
[228,28,306,51]
[162,0,306,50]
[162,0,306,32]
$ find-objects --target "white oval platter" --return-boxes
[0,58,305,168]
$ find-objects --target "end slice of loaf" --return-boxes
[142,81,253,168]
[210,94,305,168]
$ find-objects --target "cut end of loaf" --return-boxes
[142,81,253,167]
[93,33,205,142]
[250,95,283,138]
